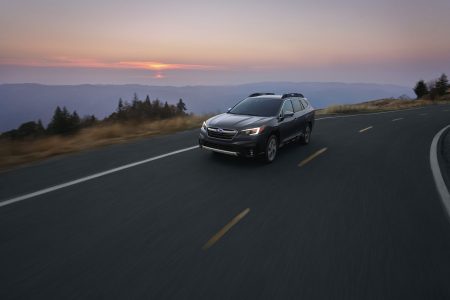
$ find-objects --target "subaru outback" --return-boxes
[199,93,315,163]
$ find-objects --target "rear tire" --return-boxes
[300,124,311,145]
[264,135,278,163]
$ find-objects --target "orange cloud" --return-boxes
[0,57,216,71]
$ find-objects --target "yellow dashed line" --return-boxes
[298,147,328,167]
[359,126,373,133]
[203,208,250,250]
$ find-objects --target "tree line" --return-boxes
[1,94,187,139]
[414,73,449,100]
[107,93,187,122]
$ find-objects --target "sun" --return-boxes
[154,73,165,79]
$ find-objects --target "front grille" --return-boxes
[207,127,237,140]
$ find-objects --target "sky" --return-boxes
[0,0,449,86]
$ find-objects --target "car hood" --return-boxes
[207,113,274,130]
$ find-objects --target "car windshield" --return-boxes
[228,97,282,117]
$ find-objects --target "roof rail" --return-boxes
[281,93,304,99]
[248,92,275,97]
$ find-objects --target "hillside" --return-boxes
[0,82,413,131]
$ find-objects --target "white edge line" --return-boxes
[315,107,425,120]
[430,125,450,220]
[0,145,199,208]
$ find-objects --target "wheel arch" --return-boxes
[268,129,280,143]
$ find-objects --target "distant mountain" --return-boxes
[0,82,413,132]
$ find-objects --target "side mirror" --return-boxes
[278,113,284,121]
[284,111,294,117]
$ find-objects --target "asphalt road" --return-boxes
[1,105,450,299]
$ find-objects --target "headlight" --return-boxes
[241,126,264,135]
[202,121,207,130]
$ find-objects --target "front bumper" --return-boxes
[198,129,267,157]
[201,145,239,156]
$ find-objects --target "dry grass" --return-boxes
[317,98,449,115]
[0,115,206,171]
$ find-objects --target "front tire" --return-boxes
[300,124,311,144]
[264,135,278,163]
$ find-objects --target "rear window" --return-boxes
[292,99,304,112]
[229,97,282,117]
[301,99,309,108]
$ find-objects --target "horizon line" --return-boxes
[0,80,413,88]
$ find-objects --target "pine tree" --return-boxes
[70,111,81,132]
[176,98,187,115]
[80,115,97,128]
[427,80,440,101]
[144,95,152,118]
[117,98,124,112]
[116,98,125,120]
[152,99,161,118]
[413,80,428,99]
[162,101,171,118]
[47,106,64,134]
[132,93,139,108]
[435,73,449,97]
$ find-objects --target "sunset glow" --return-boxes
[118,61,216,71]
[1,0,449,85]
[0,58,215,71]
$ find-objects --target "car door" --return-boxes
[278,99,296,142]
[292,98,306,136]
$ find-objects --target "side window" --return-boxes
[292,99,304,112]
[282,100,294,114]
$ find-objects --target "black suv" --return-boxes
[199,93,315,162]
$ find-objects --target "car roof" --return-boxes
[248,95,306,100]
[248,95,283,99]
